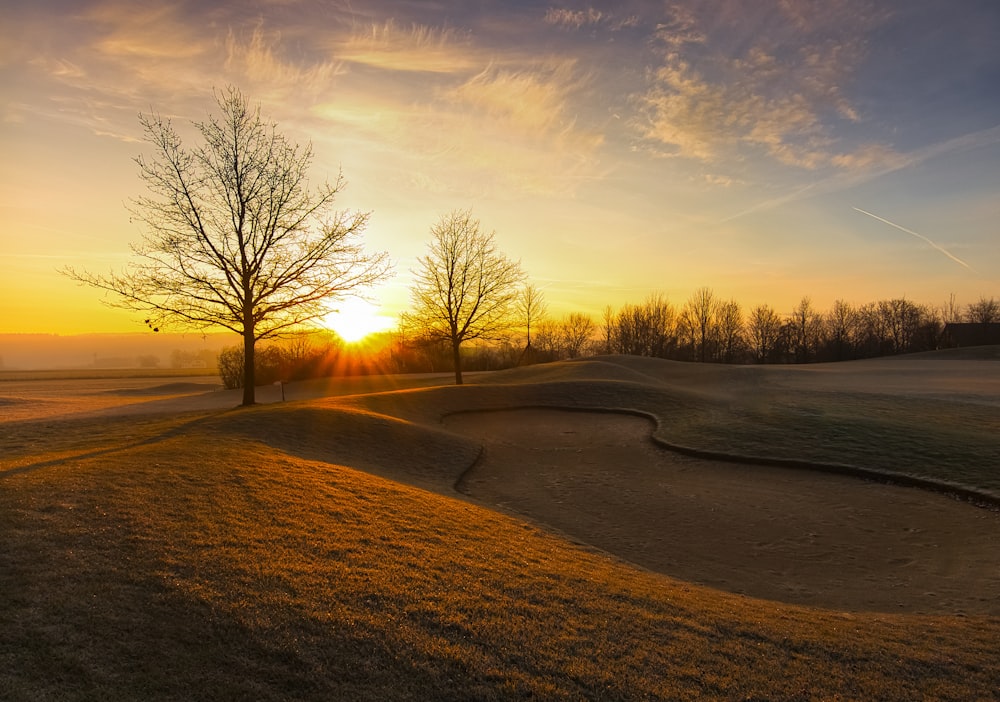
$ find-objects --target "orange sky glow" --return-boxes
[1,1,998,340]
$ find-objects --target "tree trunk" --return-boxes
[242,321,256,406]
[452,338,463,385]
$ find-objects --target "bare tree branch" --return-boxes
[63,86,391,404]
[404,209,523,384]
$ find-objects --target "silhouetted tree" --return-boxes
[747,304,782,363]
[878,298,924,354]
[533,319,563,360]
[610,294,677,358]
[856,302,888,356]
[966,296,1000,324]
[789,297,821,363]
[64,87,389,405]
[844,298,937,357]
[405,209,524,384]
[560,312,595,358]
[682,287,719,362]
[824,299,859,361]
[515,282,547,364]
[942,293,961,324]
[602,305,616,354]
[716,299,743,363]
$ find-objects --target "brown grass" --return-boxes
[2,355,999,700]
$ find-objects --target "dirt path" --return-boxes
[447,409,1000,615]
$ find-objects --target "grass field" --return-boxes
[1,353,998,700]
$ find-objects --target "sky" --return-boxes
[2,0,999,336]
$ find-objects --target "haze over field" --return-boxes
[2,1,999,337]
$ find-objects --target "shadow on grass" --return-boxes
[0,413,214,479]
[1,552,525,701]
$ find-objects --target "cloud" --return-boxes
[43,2,223,107]
[544,7,639,32]
[445,60,584,135]
[224,25,345,100]
[30,57,86,80]
[8,3,350,138]
[721,123,1000,222]
[830,144,906,172]
[332,20,479,74]
[635,2,885,171]
[543,8,605,29]
[87,3,209,60]
[312,56,606,198]
[652,4,705,48]
[703,173,737,187]
[441,60,606,191]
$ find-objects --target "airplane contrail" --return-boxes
[852,207,975,272]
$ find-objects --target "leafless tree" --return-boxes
[405,209,524,384]
[746,304,782,363]
[515,282,548,363]
[560,312,595,358]
[682,287,719,362]
[715,299,743,363]
[602,305,616,354]
[878,298,927,354]
[824,299,859,361]
[609,293,677,358]
[64,87,390,405]
[965,296,1000,324]
[534,319,562,359]
[942,293,961,324]
[789,296,821,362]
[856,302,888,356]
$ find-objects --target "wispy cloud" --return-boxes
[446,60,586,136]
[310,18,607,198]
[224,25,345,101]
[332,21,479,74]
[635,2,887,171]
[723,123,1000,221]
[543,7,638,32]
[87,3,209,61]
[23,1,222,123]
[8,2,352,139]
[830,144,906,172]
[544,8,605,30]
[703,173,738,188]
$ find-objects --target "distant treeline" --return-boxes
[217,292,998,388]
[594,291,998,365]
[218,332,528,388]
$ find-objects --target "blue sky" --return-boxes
[1,0,998,333]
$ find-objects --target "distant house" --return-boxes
[942,323,1000,347]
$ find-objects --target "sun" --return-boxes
[322,298,394,343]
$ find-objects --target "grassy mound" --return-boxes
[3,422,998,700]
[3,355,998,699]
[335,357,1000,497]
[199,402,481,491]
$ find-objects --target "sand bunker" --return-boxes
[446,409,1000,615]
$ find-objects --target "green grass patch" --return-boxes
[662,390,1000,493]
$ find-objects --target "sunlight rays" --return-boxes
[322,298,395,343]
